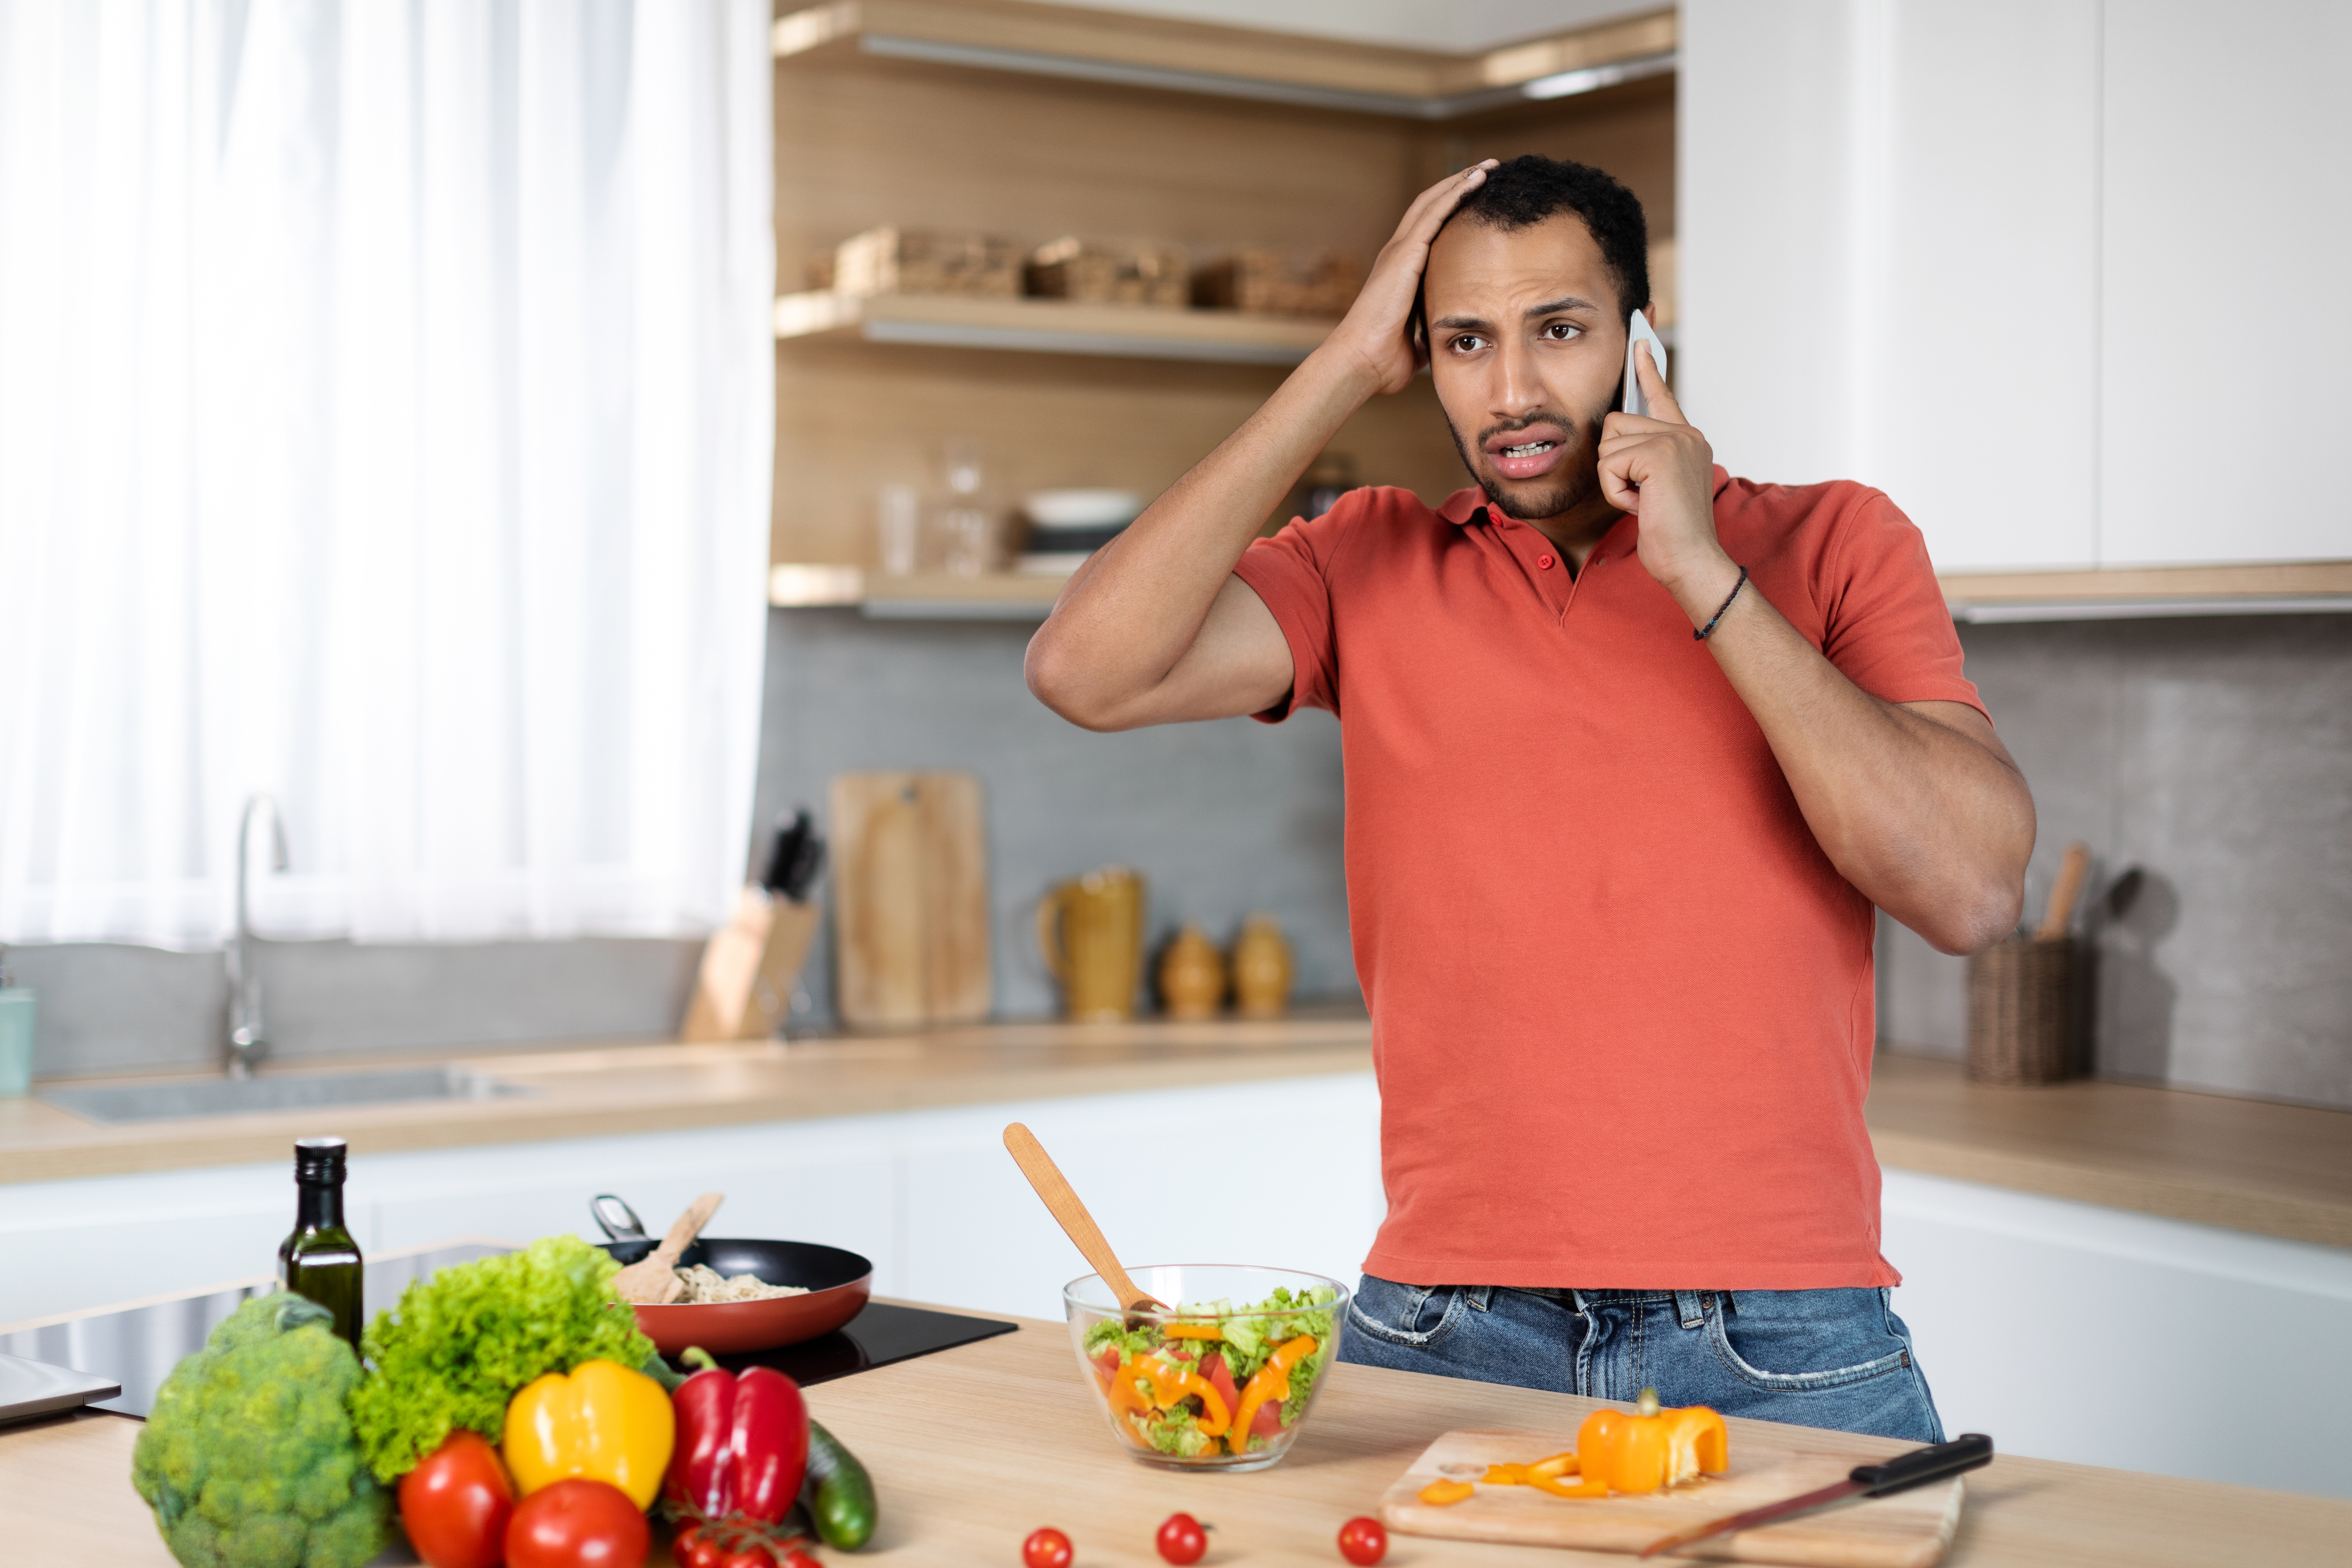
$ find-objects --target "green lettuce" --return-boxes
[348,1235,654,1483]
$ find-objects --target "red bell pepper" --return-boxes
[663,1350,810,1527]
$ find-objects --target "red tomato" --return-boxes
[1022,1526,1074,1568]
[1250,1399,1286,1438]
[399,1429,516,1568]
[779,1552,820,1568]
[505,1478,649,1568]
[1198,1353,1241,1420]
[716,1547,775,1568]
[1093,1346,1122,1379]
[1337,1516,1387,1566]
[1156,1511,1209,1564]
[681,1525,731,1568]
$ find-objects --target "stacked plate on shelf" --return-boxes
[1017,489,1142,575]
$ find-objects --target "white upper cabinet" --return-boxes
[1682,0,2347,574]
[2100,1,2352,566]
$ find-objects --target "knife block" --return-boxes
[681,888,823,1041]
[1966,935,2078,1084]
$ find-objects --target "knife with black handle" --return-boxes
[1638,1433,1993,1559]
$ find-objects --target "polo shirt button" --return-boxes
[1537,553,1555,569]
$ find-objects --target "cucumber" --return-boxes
[800,1419,877,1550]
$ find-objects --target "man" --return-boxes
[1024,156,2034,1441]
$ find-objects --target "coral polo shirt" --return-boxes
[1231,470,1984,1289]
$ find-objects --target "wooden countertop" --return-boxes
[5,1024,2347,1251]
[6,1303,2346,1565]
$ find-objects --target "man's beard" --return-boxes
[1443,400,1611,522]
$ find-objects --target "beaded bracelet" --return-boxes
[1693,565,1748,641]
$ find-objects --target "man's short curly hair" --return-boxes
[1447,154,1650,320]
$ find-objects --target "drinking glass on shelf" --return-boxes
[938,504,994,576]
[877,484,920,576]
[937,440,996,576]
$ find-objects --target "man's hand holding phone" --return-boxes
[1601,342,1739,626]
[1316,160,1500,397]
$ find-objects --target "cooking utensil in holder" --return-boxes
[1967,841,2092,1085]
[1966,935,2077,1084]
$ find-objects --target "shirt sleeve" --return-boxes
[1818,490,1988,721]
[1230,510,1344,723]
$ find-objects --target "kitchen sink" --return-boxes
[40,1064,534,1124]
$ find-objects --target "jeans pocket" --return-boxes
[1347,1275,1469,1349]
[1706,1288,1914,1394]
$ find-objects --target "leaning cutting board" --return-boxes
[1382,1428,1965,1567]
[829,770,991,1028]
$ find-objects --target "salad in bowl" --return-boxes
[1064,1264,1349,1472]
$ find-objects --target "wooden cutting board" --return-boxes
[829,770,991,1028]
[1382,1428,1965,1568]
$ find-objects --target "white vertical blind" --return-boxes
[0,0,775,947]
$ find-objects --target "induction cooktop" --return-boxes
[704,1300,1019,1386]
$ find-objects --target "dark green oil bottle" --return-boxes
[278,1136,363,1346]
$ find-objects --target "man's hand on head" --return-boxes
[1599,342,1736,620]
[1319,161,1499,399]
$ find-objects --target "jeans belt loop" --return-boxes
[1673,1289,1706,1330]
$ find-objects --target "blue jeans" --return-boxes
[1340,1278,1945,1443]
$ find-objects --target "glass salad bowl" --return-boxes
[1064,1264,1350,1472]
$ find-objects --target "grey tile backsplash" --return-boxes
[14,607,2345,1114]
[1877,612,2352,1110]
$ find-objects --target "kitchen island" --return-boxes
[5,1298,2346,1565]
[5,1024,2348,1499]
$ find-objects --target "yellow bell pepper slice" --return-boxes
[503,1358,676,1509]
[1418,1477,1476,1506]
[1227,1334,1317,1452]
[1162,1320,1224,1340]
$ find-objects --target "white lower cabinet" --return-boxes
[1883,1168,2352,1500]
[0,1071,1387,1329]
[5,1075,2345,1499]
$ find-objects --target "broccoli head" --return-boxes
[131,1292,392,1568]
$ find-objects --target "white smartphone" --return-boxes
[1622,311,1670,417]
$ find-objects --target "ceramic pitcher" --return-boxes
[1037,867,1146,1021]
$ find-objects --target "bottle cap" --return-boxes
[293,1136,348,1181]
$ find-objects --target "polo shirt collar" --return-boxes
[1440,467,1734,527]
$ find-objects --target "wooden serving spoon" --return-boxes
[1003,1122,1167,1315]
[611,1191,724,1305]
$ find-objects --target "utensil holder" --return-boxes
[1966,936,2077,1085]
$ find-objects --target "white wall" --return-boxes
[1681,0,2350,572]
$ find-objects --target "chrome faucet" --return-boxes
[225,794,288,1078]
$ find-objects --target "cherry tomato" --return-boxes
[505,1478,650,1568]
[717,1547,776,1568]
[780,1553,821,1568]
[1337,1516,1387,1566]
[672,1525,718,1568]
[399,1429,516,1568]
[1023,1526,1074,1568]
[1156,1511,1209,1564]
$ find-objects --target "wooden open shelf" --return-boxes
[776,560,2352,622]
[774,0,1678,120]
[773,289,1334,365]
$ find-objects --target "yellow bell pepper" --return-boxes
[1569,1388,1728,1495]
[1417,1477,1475,1506]
[503,1358,676,1509]
[1227,1333,1318,1450]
